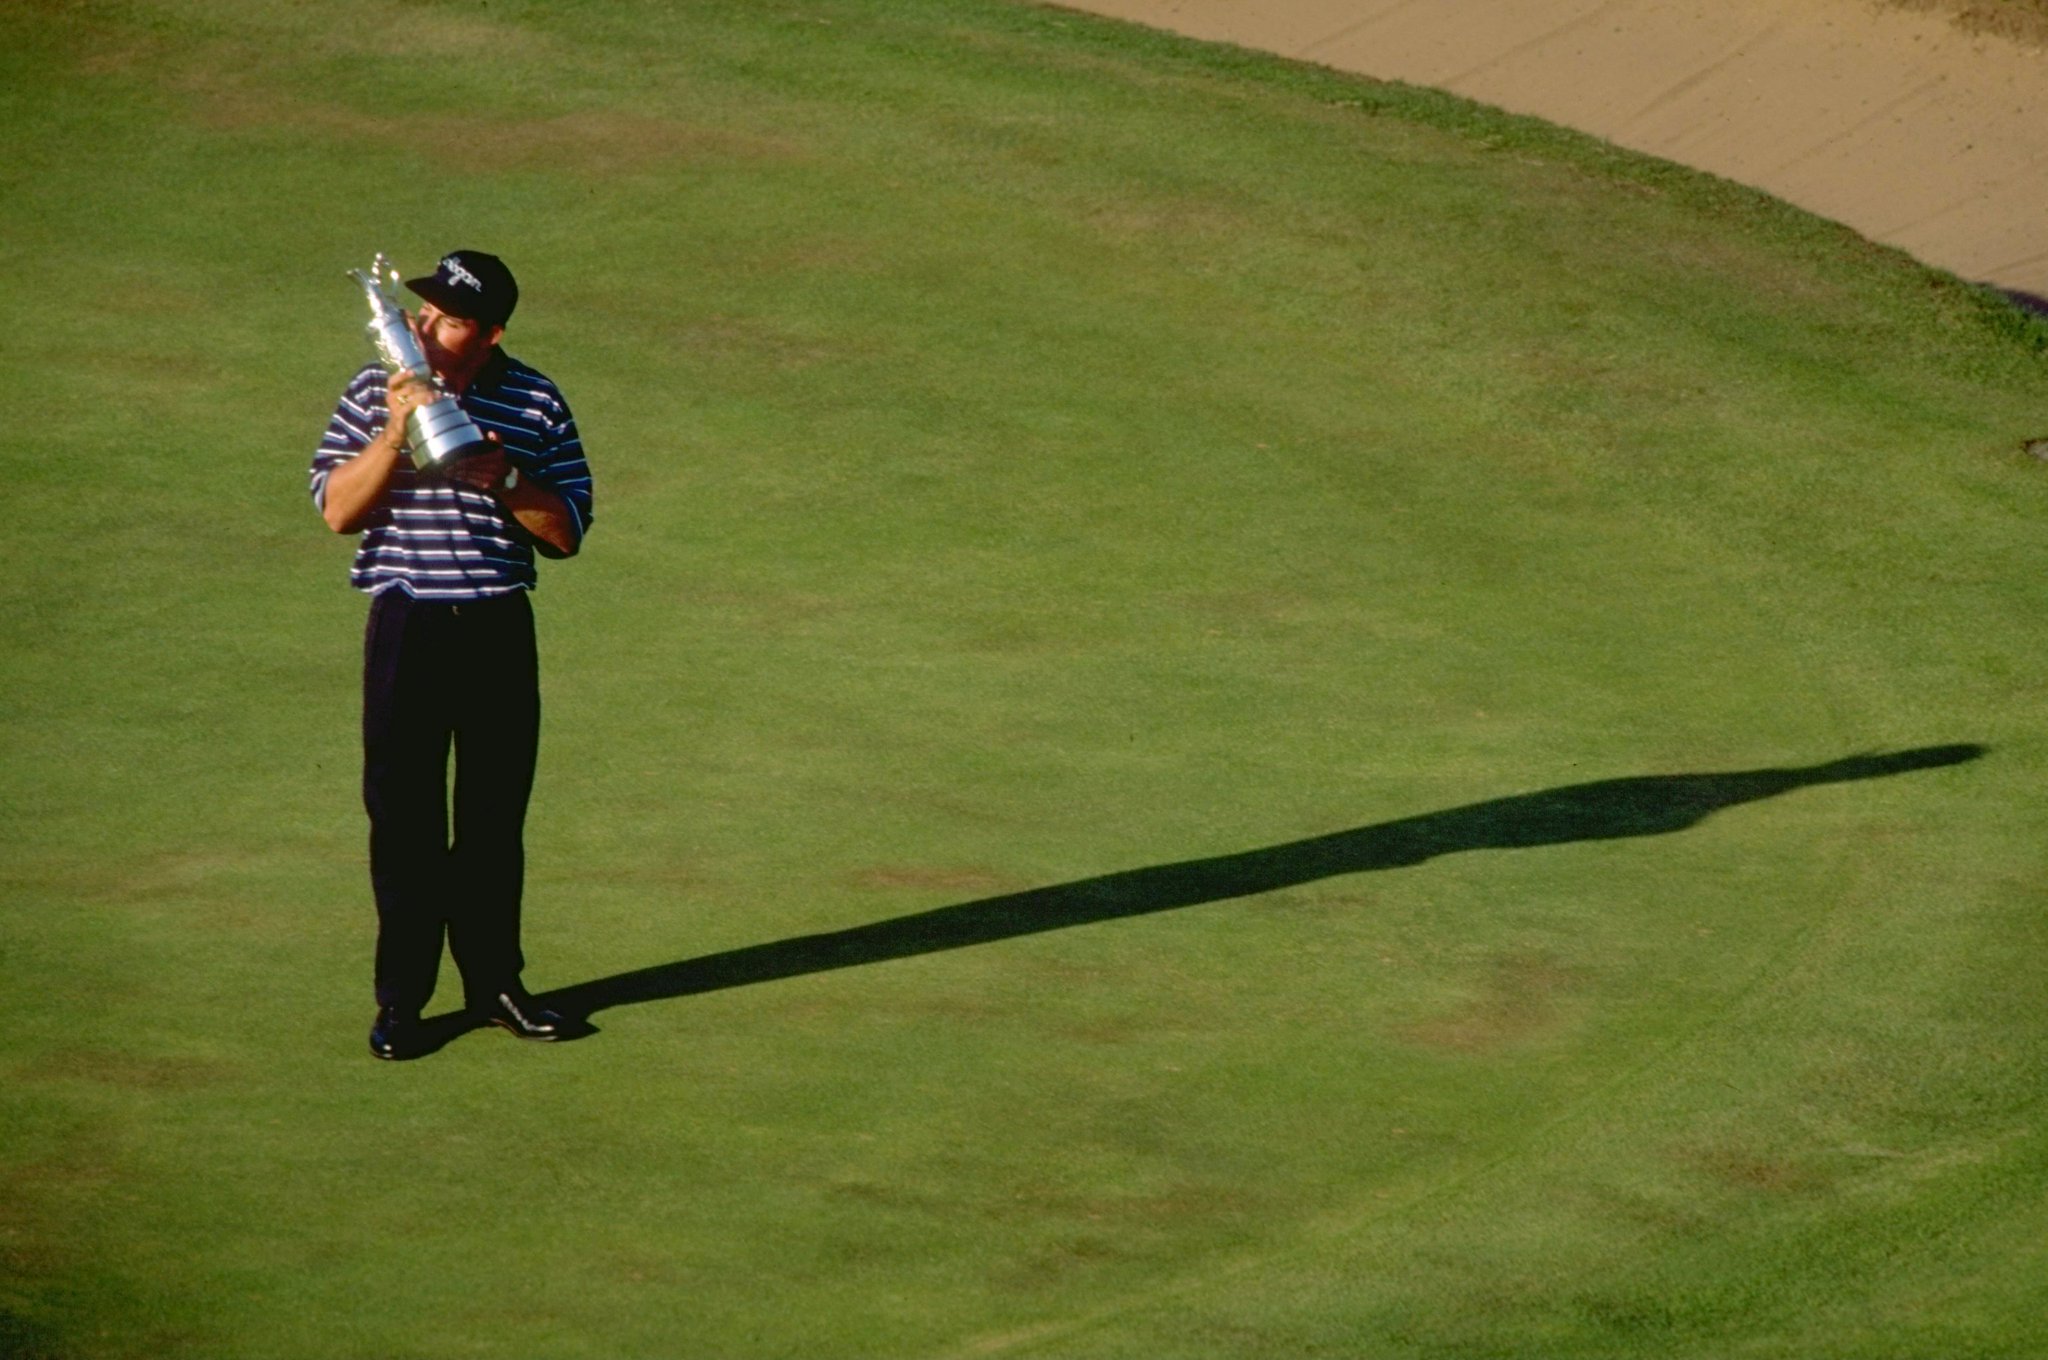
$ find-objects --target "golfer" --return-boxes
[310,250,594,1060]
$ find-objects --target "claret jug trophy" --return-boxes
[347,253,490,471]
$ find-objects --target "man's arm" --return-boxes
[320,370,430,534]
[501,468,582,558]
[446,440,582,558]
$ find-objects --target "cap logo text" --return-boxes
[442,257,484,292]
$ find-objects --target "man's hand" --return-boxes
[385,366,435,444]
[444,432,508,493]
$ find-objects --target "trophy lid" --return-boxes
[346,252,403,305]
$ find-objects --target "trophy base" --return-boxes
[408,397,492,472]
[409,433,492,473]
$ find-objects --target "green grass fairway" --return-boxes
[5,1,2048,1355]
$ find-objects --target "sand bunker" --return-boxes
[1052,0,2048,303]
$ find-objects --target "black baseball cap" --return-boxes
[405,249,518,326]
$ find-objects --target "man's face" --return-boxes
[415,302,500,378]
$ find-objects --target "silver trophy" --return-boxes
[346,253,490,471]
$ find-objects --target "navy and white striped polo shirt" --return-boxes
[310,349,594,599]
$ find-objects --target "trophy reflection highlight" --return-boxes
[346,253,490,472]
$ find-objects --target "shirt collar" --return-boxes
[466,345,512,395]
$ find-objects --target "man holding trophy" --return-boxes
[312,250,594,1060]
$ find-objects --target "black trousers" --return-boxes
[362,588,540,1012]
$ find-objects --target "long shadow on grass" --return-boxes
[540,744,1982,1023]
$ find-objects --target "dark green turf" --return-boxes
[4,0,2047,1355]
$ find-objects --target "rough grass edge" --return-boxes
[1886,0,2048,47]
[1004,0,2048,358]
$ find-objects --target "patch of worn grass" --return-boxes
[1887,0,2048,45]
